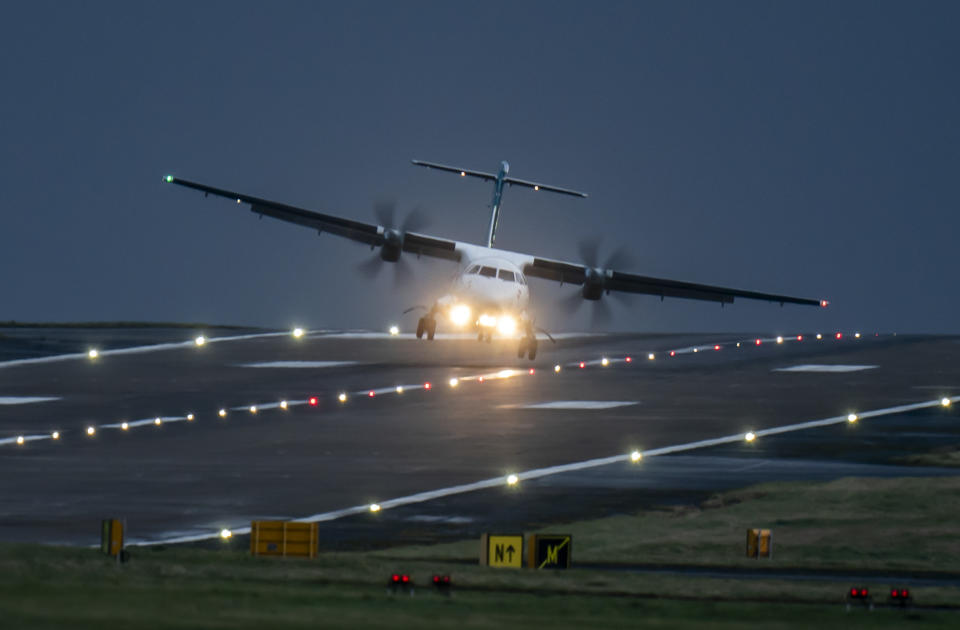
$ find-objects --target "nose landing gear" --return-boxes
[416,315,436,340]
[517,324,537,360]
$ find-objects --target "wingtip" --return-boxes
[163,174,175,183]
[820,299,830,308]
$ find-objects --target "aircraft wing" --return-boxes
[163,175,461,262]
[523,256,826,307]
[410,160,497,183]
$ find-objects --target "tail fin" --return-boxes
[412,159,587,247]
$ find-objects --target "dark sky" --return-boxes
[2,1,958,333]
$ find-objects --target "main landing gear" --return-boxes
[517,326,537,360]
[416,315,437,340]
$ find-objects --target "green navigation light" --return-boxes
[164,175,174,183]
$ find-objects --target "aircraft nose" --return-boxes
[501,160,510,174]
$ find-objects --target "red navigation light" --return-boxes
[714,345,721,351]
[433,575,440,584]
[392,574,400,583]
[424,382,432,390]
[836,332,842,339]
[820,300,829,308]
[579,362,585,369]
[850,587,858,597]
[368,390,375,398]
[625,356,632,363]
[755,339,762,346]
[401,574,410,583]
[308,397,318,406]
[797,335,803,341]
[669,351,676,357]
[528,368,535,375]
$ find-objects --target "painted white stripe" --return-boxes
[774,365,878,373]
[0,331,294,369]
[501,401,638,410]
[126,394,960,546]
[240,361,357,369]
[0,396,60,405]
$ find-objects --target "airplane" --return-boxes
[163,160,826,360]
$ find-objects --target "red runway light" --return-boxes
[528,368,535,375]
[308,397,318,406]
[368,390,375,398]
[714,345,721,351]
[836,332,843,339]
[392,574,400,583]
[401,575,409,583]
[625,356,632,363]
[579,362,585,369]
[669,351,675,357]
[424,382,432,390]
[755,339,762,345]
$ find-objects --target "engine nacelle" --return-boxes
[581,267,605,301]
[380,229,403,262]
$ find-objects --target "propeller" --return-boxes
[559,237,635,329]
[355,199,430,285]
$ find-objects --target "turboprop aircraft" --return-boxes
[163,160,826,360]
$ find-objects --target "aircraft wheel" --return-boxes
[416,318,425,339]
[478,331,484,342]
[527,338,538,361]
[517,338,527,358]
[426,318,436,340]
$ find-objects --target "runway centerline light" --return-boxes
[121,422,129,431]
[776,336,783,344]
[279,401,287,410]
[86,426,96,436]
[855,332,861,339]
[745,431,756,442]
[554,364,561,373]
[16,436,24,445]
[87,348,99,359]
[648,353,655,360]
[388,325,400,336]
[187,413,195,421]
[601,357,609,366]
[51,431,60,440]
[154,417,162,426]
[249,406,258,414]
[630,450,642,463]
[370,503,381,513]
[337,393,347,403]
[219,528,232,540]
[847,413,858,423]
[449,378,459,387]
[942,397,952,407]
[396,386,404,394]
[194,335,206,346]
[218,408,227,417]
[506,474,519,486]
[816,333,823,340]
[292,327,305,338]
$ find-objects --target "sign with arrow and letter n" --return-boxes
[528,534,572,569]
[480,533,524,568]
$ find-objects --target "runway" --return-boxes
[0,327,958,546]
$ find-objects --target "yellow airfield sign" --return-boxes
[480,533,524,568]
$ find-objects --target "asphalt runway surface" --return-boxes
[1,328,958,547]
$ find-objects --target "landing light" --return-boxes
[121,422,129,431]
[87,426,96,436]
[506,474,519,486]
[388,325,400,336]
[693,348,698,353]
[601,357,609,366]
[478,313,497,328]
[370,503,381,513]
[744,431,756,442]
[630,450,642,462]
[154,417,162,426]
[554,364,561,373]
[424,382,432,390]
[496,315,516,336]
[218,408,227,417]
[51,431,60,440]
[816,333,823,340]
[187,413,195,421]
[249,406,258,414]
[449,304,472,327]
[942,398,952,407]
[855,332,861,339]
[847,413,858,423]
[279,401,287,410]
[220,528,232,540]
[338,393,347,403]
[292,327,305,338]
[88,348,99,359]
[776,336,783,344]
[648,353,655,360]
[396,386,404,394]
[195,335,206,346]
[16,436,24,445]
[736,342,741,348]
[309,397,319,406]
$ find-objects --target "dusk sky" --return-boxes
[2,1,957,333]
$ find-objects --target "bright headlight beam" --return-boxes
[449,304,472,327]
[496,315,516,336]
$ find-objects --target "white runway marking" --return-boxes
[0,396,60,405]
[240,361,358,369]
[774,365,878,373]
[127,394,960,546]
[501,401,638,410]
